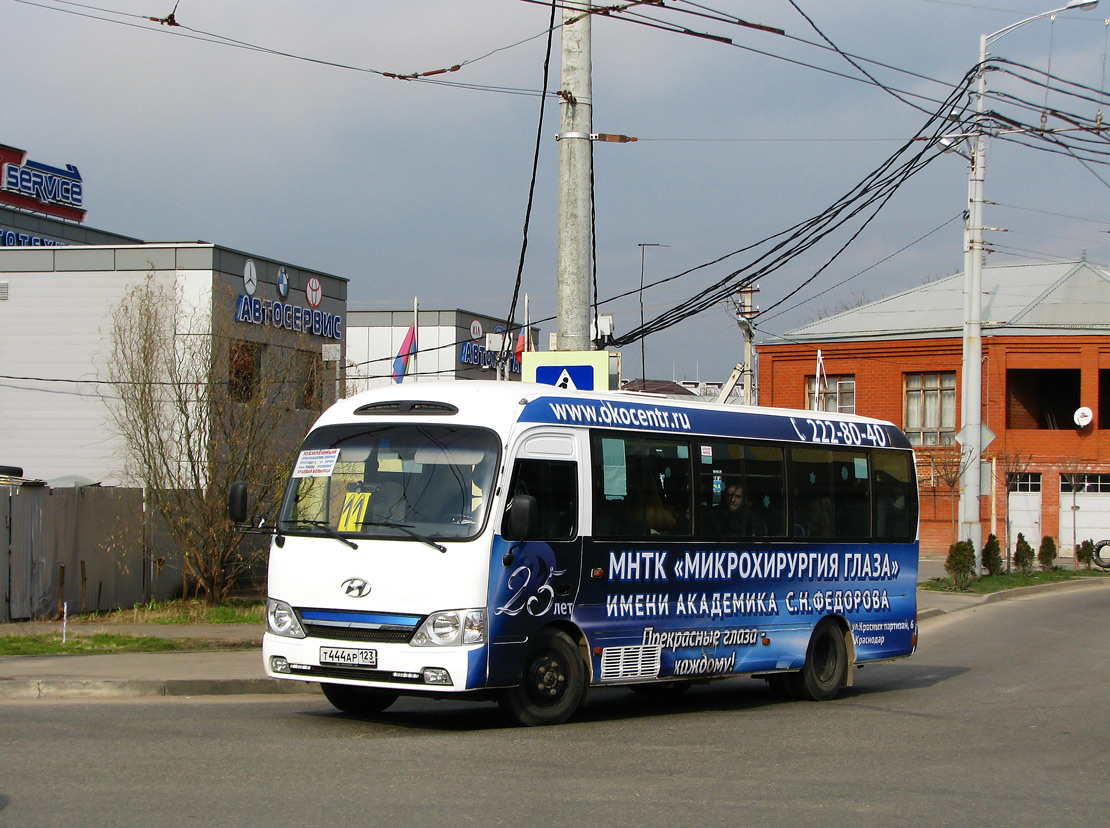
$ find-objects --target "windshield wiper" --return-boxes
[363,520,447,553]
[284,519,358,549]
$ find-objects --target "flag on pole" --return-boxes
[514,329,531,361]
[815,349,827,410]
[392,323,416,383]
[514,293,531,362]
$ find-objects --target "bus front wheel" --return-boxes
[321,683,399,716]
[788,618,849,701]
[499,629,586,726]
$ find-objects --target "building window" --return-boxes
[1007,369,1080,429]
[904,372,956,446]
[229,341,262,402]
[805,375,855,414]
[1008,472,1041,493]
[1060,473,1110,493]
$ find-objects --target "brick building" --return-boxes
[757,259,1110,558]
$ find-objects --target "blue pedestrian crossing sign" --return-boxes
[523,350,614,390]
[536,365,594,390]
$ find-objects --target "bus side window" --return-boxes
[590,434,692,538]
[503,459,578,540]
[694,442,785,540]
[790,447,871,539]
[873,449,914,540]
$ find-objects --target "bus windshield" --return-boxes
[278,424,500,543]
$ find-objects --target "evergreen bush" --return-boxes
[982,533,1003,576]
[1013,532,1035,575]
[1077,538,1095,570]
[1037,535,1058,572]
[945,540,976,590]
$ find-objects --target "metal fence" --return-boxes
[1,484,187,622]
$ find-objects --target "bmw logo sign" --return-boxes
[277,267,290,298]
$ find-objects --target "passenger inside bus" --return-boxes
[795,495,834,538]
[714,481,767,537]
[646,457,690,535]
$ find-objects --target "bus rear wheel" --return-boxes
[499,629,586,726]
[321,683,399,716]
[788,618,848,701]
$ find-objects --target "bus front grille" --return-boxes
[303,624,413,643]
[600,645,662,682]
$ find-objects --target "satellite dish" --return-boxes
[1074,407,1093,428]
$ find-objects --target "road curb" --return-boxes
[0,677,320,700]
[917,576,1110,622]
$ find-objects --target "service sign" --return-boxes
[0,144,86,223]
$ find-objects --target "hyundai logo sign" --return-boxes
[341,577,371,598]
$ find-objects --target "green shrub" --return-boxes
[945,540,976,590]
[982,533,1003,576]
[1014,533,1035,575]
[1038,535,1058,572]
[1077,538,1095,570]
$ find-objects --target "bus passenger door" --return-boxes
[487,436,582,685]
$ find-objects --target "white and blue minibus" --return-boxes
[234,380,918,726]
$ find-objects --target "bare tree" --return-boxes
[803,291,872,324]
[923,444,977,546]
[103,276,328,604]
[1058,455,1093,563]
[993,451,1034,572]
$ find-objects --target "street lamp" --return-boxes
[958,0,1098,573]
[638,243,668,385]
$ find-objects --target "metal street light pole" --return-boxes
[958,0,1098,573]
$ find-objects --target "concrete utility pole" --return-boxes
[737,284,758,406]
[556,2,593,352]
[958,0,1097,575]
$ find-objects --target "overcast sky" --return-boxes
[5,0,1110,382]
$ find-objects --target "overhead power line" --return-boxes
[603,66,980,348]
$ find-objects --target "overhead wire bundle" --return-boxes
[606,65,981,347]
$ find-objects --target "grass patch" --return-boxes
[75,597,264,626]
[919,567,1110,594]
[0,633,252,656]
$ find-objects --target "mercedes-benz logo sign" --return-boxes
[341,577,371,598]
[243,259,258,296]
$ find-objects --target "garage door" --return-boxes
[1058,474,1110,557]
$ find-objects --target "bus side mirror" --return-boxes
[504,494,539,540]
[229,481,249,524]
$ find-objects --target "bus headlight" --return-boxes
[412,609,486,646]
[267,598,306,639]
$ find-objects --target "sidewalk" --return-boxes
[1,577,1105,700]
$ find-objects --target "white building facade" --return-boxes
[0,243,347,484]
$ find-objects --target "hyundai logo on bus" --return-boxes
[341,578,372,598]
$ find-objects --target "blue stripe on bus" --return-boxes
[300,610,421,627]
[520,395,913,450]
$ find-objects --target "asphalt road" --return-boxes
[1,583,1107,828]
